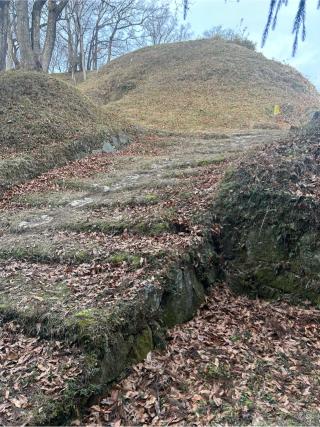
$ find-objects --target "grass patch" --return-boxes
[61,217,171,236]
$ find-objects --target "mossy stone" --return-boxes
[132,326,153,361]
[162,266,205,327]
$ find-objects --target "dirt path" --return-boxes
[0,129,285,425]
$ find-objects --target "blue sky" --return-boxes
[185,0,320,89]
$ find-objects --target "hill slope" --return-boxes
[0,71,130,191]
[0,71,124,155]
[81,39,320,132]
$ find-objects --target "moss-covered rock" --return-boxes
[131,326,154,360]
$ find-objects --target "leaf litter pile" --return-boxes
[84,284,320,426]
[0,322,84,425]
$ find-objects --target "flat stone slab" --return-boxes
[102,142,116,153]
[18,215,53,230]
[69,197,94,208]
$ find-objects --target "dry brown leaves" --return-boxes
[84,284,320,426]
[0,134,165,211]
[0,321,84,425]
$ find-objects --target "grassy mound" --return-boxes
[0,71,131,192]
[216,123,320,303]
[0,70,124,153]
[81,39,320,132]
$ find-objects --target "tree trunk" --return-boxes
[107,28,117,64]
[41,0,68,72]
[6,32,15,69]
[66,18,75,80]
[15,0,39,70]
[93,29,98,70]
[79,32,86,80]
[0,0,9,71]
[10,35,20,68]
[31,0,46,59]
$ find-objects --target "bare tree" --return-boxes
[50,0,193,74]
[141,3,178,45]
[138,1,193,46]
[86,0,110,70]
[103,0,152,63]
[0,0,10,71]
[14,0,68,71]
[174,22,193,42]
[202,22,256,50]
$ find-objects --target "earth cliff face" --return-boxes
[216,123,320,303]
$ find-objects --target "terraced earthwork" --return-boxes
[0,129,284,425]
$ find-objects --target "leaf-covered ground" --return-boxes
[0,322,84,425]
[84,284,320,426]
[0,129,285,424]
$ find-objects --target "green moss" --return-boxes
[202,362,231,380]
[109,252,141,268]
[239,392,255,411]
[196,155,226,167]
[132,326,153,361]
[63,218,170,236]
[0,243,93,264]
[32,375,102,426]
[62,219,129,234]
[66,309,102,346]
[73,309,97,327]
[149,221,170,235]
[0,245,54,263]
[180,191,193,200]
[143,193,159,204]
[70,249,92,263]
[48,281,70,297]
[133,220,170,235]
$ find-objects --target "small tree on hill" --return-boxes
[202,23,256,50]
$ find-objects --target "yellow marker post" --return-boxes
[273,104,281,116]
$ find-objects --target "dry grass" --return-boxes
[80,39,320,132]
[0,70,124,156]
[0,71,132,192]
